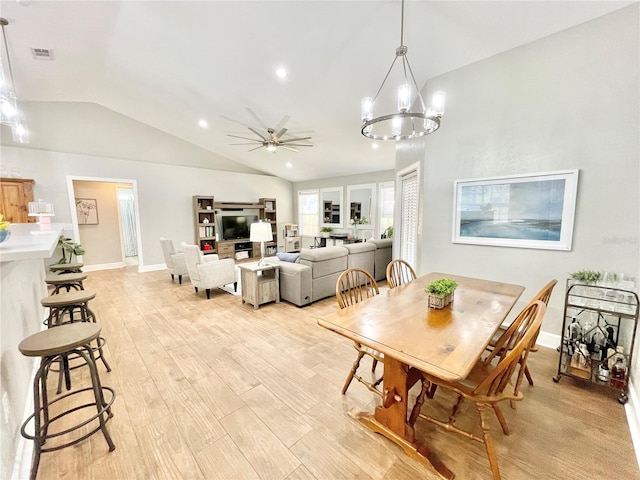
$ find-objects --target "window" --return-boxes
[398,166,419,266]
[298,189,319,236]
[378,181,394,238]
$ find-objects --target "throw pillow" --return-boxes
[276,252,300,263]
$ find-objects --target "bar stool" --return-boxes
[49,262,84,274]
[45,272,87,294]
[19,322,116,480]
[41,290,111,393]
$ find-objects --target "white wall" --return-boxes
[1,146,294,267]
[399,5,639,343]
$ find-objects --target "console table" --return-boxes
[238,263,280,310]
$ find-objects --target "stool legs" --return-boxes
[22,344,116,480]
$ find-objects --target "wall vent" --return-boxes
[31,48,53,60]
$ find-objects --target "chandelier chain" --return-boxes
[1,19,16,93]
[399,0,405,47]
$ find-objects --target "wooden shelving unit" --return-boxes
[260,197,278,255]
[193,195,216,254]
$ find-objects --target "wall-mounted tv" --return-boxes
[221,215,259,240]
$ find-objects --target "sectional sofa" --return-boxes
[266,238,392,307]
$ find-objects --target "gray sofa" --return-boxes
[368,238,393,282]
[266,240,392,307]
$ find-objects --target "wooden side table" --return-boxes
[238,263,280,310]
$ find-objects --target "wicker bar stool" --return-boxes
[41,290,111,393]
[19,323,116,480]
[45,272,87,294]
[49,262,84,274]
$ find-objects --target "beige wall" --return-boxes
[73,181,125,265]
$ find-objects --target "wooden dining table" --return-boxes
[318,272,524,479]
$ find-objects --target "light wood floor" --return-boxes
[32,266,639,480]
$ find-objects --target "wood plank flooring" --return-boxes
[32,267,639,479]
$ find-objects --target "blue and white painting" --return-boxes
[459,180,565,241]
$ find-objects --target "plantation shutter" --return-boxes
[378,181,395,238]
[399,169,418,266]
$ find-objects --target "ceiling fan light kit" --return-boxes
[224,107,313,153]
[361,0,445,141]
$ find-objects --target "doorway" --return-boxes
[67,176,144,271]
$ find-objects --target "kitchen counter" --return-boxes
[0,222,63,262]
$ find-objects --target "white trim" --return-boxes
[83,262,127,272]
[626,379,640,470]
[536,331,560,350]
[139,263,167,273]
[66,175,145,268]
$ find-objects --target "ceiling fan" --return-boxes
[222,108,313,153]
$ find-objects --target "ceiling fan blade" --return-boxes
[279,136,312,143]
[281,146,299,152]
[227,134,263,142]
[230,142,263,145]
[282,143,313,147]
[248,146,264,152]
[274,127,288,140]
[246,107,269,130]
[248,127,268,141]
[274,114,291,132]
[221,115,257,129]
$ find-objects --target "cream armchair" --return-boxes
[181,243,237,299]
[159,237,189,284]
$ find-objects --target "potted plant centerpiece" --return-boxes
[320,226,333,238]
[569,269,601,284]
[425,278,458,309]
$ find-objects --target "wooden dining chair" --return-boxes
[385,259,417,289]
[485,279,557,386]
[335,268,383,395]
[412,301,546,480]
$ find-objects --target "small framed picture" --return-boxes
[75,198,99,225]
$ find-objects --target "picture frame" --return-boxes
[75,198,99,225]
[452,169,579,251]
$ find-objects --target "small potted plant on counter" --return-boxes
[320,226,333,238]
[425,278,458,309]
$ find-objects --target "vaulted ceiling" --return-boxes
[0,1,632,181]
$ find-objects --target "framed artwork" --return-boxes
[75,198,99,225]
[452,169,579,251]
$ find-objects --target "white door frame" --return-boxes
[66,175,145,270]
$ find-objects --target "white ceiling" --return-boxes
[0,1,633,182]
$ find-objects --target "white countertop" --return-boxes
[0,222,63,262]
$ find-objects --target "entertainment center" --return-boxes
[192,196,278,262]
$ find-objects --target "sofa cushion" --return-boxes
[368,238,392,249]
[343,242,376,255]
[344,242,376,275]
[299,246,348,280]
[276,252,300,263]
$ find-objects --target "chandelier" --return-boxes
[361,0,445,141]
[1,17,30,143]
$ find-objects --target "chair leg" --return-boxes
[171,274,175,282]
[178,275,183,285]
[450,394,465,422]
[524,364,534,386]
[492,404,510,435]
[234,282,237,292]
[206,289,211,299]
[409,379,430,427]
[372,359,378,372]
[342,351,366,395]
[477,403,501,480]
[194,287,198,293]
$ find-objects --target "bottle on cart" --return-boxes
[597,360,610,383]
[610,346,627,389]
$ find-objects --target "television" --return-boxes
[221,215,258,240]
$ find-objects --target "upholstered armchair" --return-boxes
[181,243,237,299]
[159,237,189,284]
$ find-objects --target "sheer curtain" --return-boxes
[118,189,138,257]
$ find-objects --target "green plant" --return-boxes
[382,226,393,238]
[56,235,85,264]
[425,278,458,296]
[320,226,333,233]
[569,269,601,283]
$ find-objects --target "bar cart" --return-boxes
[553,279,638,404]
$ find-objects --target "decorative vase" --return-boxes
[0,229,11,243]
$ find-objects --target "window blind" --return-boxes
[399,169,418,265]
[298,190,319,236]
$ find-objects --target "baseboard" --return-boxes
[83,262,127,272]
[536,330,560,350]
[138,263,166,273]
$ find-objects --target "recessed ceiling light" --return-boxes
[275,67,287,79]
[198,119,208,129]
[371,143,379,149]
[286,162,292,168]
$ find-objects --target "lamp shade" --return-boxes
[250,222,273,242]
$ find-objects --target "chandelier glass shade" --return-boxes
[1,18,29,143]
[361,0,445,141]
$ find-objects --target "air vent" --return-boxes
[31,48,53,60]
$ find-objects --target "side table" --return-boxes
[238,263,280,310]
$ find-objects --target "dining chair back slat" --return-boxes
[386,259,417,289]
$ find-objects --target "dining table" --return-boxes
[317,272,525,479]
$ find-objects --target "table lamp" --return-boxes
[250,221,273,266]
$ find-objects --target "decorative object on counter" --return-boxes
[28,199,55,224]
[569,269,602,284]
[320,226,333,238]
[55,236,85,264]
[0,213,10,243]
[425,278,458,309]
